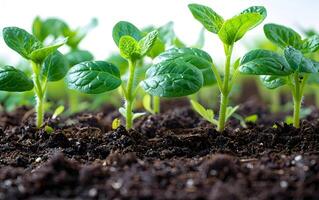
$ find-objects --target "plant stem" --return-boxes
[69,90,79,113]
[125,59,136,129]
[153,96,160,114]
[217,45,233,132]
[292,73,301,128]
[31,61,46,128]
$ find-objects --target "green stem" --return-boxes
[217,45,233,132]
[69,90,79,113]
[292,73,301,128]
[125,59,136,130]
[153,96,160,114]
[32,61,46,128]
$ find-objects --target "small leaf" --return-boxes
[0,66,34,92]
[245,114,258,123]
[284,46,318,73]
[112,118,121,130]
[141,59,203,97]
[112,21,142,46]
[32,16,45,41]
[225,105,239,120]
[143,94,154,114]
[260,75,286,89]
[30,37,67,63]
[264,23,303,49]
[190,100,217,124]
[3,27,42,59]
[218,13,263,45]
[41,51,69,82]
[301,35,319,53]
[147,38,165,59]
[41,18,70,39]
[139,30,158,56]
[52,105,64,119]
[241,6,267,28]
[119,36,141,59]
[67,61,121,94]
[66,50,94,66]
[188,4,224,34]
[132,112,146,120]
[239,49,292,75]
[44,125,54,134]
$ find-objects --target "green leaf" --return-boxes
[225,105,239,120]
[139,30,158,56]
[143,94,154,114]
[301,35,319,53]
[284,46,318,73]
[41,18,70,39]
[154,48,215,86]
[218,13,263,45]
[107,54,128,75]
[32,16,45,41]
[119,36,141,59]
[29,37,67,63]
[245,114,258,123]
[112,21,142,46]
[240,6,267,28]
[132,112,146,120]
[3,27,42,59]
[158,21,176,46]
[239,49,292,75]
[41,51,69,82]
[0,66,34,92]
[190,100,217,124]
[65,50,94,66]
[66,61,121,94]
[260,75,286,89]
[52,105,64,119]
[263,23,303,49]
[147,38,165,59]
[188,3,224,34]
[141,59,203,97]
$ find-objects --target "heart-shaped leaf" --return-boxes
[260,75,286,89]
[66,61,121,94]
[264,23,303,49]
[65,50,94,66]
[188,4,224,34]
[41,51,69,81]
[218,13,263,45]
[240,49,292,75]
[141,59,203,97]
[0,66,34,92]
[3,27,42,59]
[112,21,142,46]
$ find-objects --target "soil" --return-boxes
[0,98,319,199]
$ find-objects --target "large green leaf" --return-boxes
[264,23,302,49]
[139,30,158,56]
[301,35,319,53]
[66,61,121,94]
[0,66,34,92]
[112,21,142,46]
[154,48,215,85]
[119,36,141,59]
[284,46,319,73]
[3,27,42,59]
[239,49,292,75]
[29,37,67,63]
[141,59,203,97]
[218,13,263,45]
[41,51,69,82]
[188,4,224,34]
[65,50,94,66]
[260,75,286,89]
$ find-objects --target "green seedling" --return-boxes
[239,23,319,128]
[185,4,267,131]
[67,21,159,130]
[1,27,68,127]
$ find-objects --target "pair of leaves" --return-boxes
[3,27,67,64]
[264,23,319,53]
[188,4,267,45]
[113,21,158,60]
[239,47,319,89]
[66,61,121,94]
[141,48,214,97]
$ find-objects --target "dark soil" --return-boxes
[0,99,319,199]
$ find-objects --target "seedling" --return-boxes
[1,27,68,127]
[239,24,319,128]
[185,4,267,131]
[67,21,159,129]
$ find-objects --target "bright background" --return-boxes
[0,0,318,65]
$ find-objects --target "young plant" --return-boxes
[1,27,68,127]
[239,24,319,128]
[186,4,267,131]
[67,21,159,129]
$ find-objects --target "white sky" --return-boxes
[0,0,318,65]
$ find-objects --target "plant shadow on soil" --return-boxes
[0,97,319,199]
